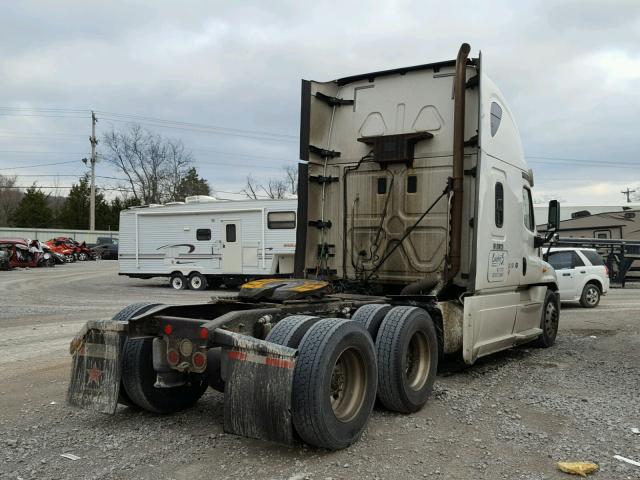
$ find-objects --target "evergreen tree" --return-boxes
[11,185,52,228]
[174,167,210,200]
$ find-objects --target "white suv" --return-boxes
[545,248,609,308]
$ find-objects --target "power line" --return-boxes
[0,160,79,171]
[8,174,127,181]
[95,110,297,140]
[0,150,89,155]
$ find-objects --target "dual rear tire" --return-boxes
[270,306,438,449]
[112,303,208,413]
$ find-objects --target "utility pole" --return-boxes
[89,111,98,230]
[621,187,635,203]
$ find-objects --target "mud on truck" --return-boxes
[68,43,561,450]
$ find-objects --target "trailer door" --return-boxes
[222,220,242,273]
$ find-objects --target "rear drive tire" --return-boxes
[533,289,560,347]
[265,315,321,348]
[351,304,392,340]
[580,283,600,308]
[188,272,208,291]
[122,337,208,414]
[170,273,186,290]
[292,318,377,450]
[111,302,161,407]
[376,306,438,413]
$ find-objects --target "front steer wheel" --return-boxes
[292,318,377,450]
[122,337,208,414]
[532,289,560,347]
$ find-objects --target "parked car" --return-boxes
[545,247,609,308]
[0,238,42,268]
[45,239,76,262]
[89,237,118,260]
[0,244,10,270]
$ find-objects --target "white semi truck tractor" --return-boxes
[67,43,561,450]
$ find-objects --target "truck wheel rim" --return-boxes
[544,301,558,335]
[585,286,598,305]
[192,277,201,289]
[172,277,183,289]
[406,331,430,391]
[329,347,366,423]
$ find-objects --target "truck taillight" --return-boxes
[167,349,179,366]
[192,351,206,369]
[163,324,173,335]
[199,327,209,340]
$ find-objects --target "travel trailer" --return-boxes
[118,197,297,289]
[69,44,561,452]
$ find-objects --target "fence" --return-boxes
[0,227,118,244]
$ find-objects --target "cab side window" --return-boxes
[495,182,504,228]
[522,188,535,231]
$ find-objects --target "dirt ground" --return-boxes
[1,261,639,480]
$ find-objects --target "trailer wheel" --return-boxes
[532,289,559,347]
[170,272,186,290]
[265,315,321,347]
[188,272,208,291]
[351,304,392,340]
[292,318,377,450]
[376,306,438,413]
[122,337,208,414]
[111,302,161,407]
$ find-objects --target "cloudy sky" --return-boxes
[1,0,639,204]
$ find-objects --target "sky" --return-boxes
[0,0,639,204]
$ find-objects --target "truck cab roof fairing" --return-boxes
[479,73,528,173]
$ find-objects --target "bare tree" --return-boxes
[0,175,21,227]
[284,165,298,195]
[242,175,260,199]
[102,125,193,204]
[261,178,288,199]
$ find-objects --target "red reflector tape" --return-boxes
[265,357,294,369]
[227,350,293,369]
[228,350,247,361]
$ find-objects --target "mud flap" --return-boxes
[67,322,124,414]
[217,330,297,444]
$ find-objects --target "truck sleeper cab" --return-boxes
[67,44,560,451]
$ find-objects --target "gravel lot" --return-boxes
[1,261,639,480]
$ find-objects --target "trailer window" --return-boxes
[196,229,211,241]
[522,188,535,231]
[490,102,502,137]
[225,224,236,242]
[377,177,387,194]
[495,182,504,228]
[267,211,296,229]
[407,175,417,193]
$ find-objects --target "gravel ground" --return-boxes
[0,261,639,480]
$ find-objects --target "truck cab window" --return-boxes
[495,182,504,228]
[490,102,502,137]
[522,188,535,231]
[377,177,387,194]
[407,175,417,193]
[225,224,236,242]
[196,229,211,241]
